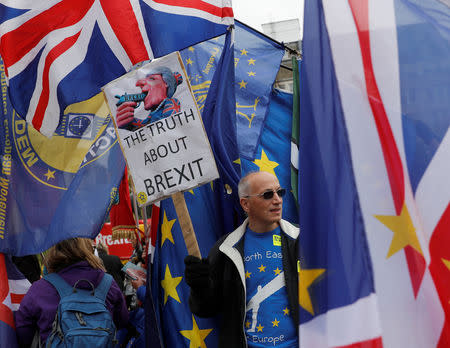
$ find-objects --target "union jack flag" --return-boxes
[0,253,31,348]
[162,97,181,114]
[0,0,233,137]
[299,0,450,347]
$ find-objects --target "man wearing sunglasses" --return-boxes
[184,171,299,348]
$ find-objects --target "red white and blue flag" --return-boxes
[299,0,449,347]
[0,0,233,137]
[0,253,31,348]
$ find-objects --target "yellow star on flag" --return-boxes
[274,267,282,275]
[161,211,176,247]
[44,169,55,181]
[298,262,326,315]
[248,58,256,65]
[238,80,247,88]
[442,259,450,303]
[180,315,213,348]
[160,264,182,304]
[245,321,251,328]
[375,203,423,258]
[272,318,280,327]
[188,189,195,195]
[247,71,256,77]
[186,58,193,65]
[253,149,279,176]
[256,323,264,332]
[245,270,251,279]
[188,47,195,52]
[283,307,290,316]
[442,258,450,271]
[224,184,232,194]
[240,48,248,55]
[258,264,266,272]
[233,158,241,165]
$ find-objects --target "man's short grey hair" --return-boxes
[238,171,259,198]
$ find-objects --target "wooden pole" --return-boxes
[171,191,201,258]
[142,206,148,239]
[129,175,140,239]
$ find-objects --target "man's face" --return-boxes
[240,172,283,232]
[136,74,168,110]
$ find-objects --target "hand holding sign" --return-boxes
[116,101,138,129]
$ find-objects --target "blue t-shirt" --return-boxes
[244,226,298,347]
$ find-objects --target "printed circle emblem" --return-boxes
[68,115,92,137]
[137,192,148,205]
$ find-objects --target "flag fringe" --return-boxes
[111,226,138,240]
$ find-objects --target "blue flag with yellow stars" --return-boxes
[150,30,238,348]
[0,59,125,255]
[240,89,298,225]
[150,24,287,348]
[180,21,285,160]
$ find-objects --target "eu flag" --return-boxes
[240,89,298,225]
[151,30,238,347]
[180,21,285,160]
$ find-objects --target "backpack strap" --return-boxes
[44,273,73,298]
[94,273,113,302]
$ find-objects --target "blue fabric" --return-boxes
[240,89,298,225]
[394,0,450,193]
[298,0,375,323]
[0,321,16,348]
[233,22,285,159]
[144,276,163,348]
[201,29,242,234]
[149,25,288,347]
[179,21,285,160]
[244,226,297,347]
[0,58,125,255]
[150,30,241,348]
[139,3,230,58]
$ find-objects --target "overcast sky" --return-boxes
[232,0,304,38]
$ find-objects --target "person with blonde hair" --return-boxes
[15,238,129,347]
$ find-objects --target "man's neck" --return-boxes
[247,220,280,233]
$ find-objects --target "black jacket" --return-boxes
[98,251,125,292]
[12,255,41,283]
[188,219,299,348]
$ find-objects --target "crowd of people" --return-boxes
[13,171,299,348]
[13,235,147,348]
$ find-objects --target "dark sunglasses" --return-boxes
[245,188,286,200]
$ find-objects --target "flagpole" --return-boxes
[130,176,140,235]
[171,192,201,258]
[142,206,148,240]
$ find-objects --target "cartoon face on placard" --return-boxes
[114,66,184,131]
[103,52,219,206]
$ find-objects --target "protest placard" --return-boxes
[102,52,219,207]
